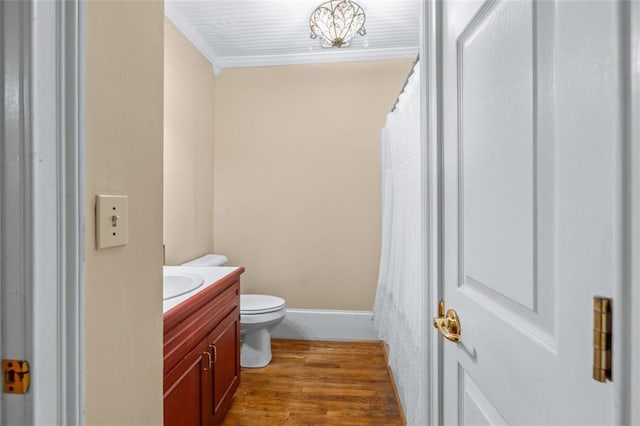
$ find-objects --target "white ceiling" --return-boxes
[165,0,420,74]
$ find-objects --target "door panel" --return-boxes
[164,341,211,426]
[458,0,558,342]
[461,0,535,311]
[210,308,240,423]
[442,0,621,423]
[460,367,508,426]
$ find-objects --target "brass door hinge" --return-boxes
[2,359,30,394]
[593,297,612,383]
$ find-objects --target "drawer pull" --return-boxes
[202,351,212,371]
[210,344,217,363]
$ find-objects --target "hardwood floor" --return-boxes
[223,339,405,425]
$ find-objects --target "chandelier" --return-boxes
[309,0,367,48]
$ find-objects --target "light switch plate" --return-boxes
[95,194,128,249]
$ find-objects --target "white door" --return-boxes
[1,0,33,424]
[440,0,626,423]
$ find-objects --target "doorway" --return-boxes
[0,0,84,423]
[424,0,640,424]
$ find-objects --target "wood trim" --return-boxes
[164,1,222,74]
[164,2,417,74]
[29,0,85,422]
[220,48,419,70]
[422,0,443,424]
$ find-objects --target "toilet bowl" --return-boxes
[240,294,286,368]
[180,254,286,368]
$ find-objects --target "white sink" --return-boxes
[163,273,204,300]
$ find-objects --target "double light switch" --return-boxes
[96,194,128,249]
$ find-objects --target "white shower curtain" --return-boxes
[373,61,423,425]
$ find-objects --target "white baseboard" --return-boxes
[271,309,378,341]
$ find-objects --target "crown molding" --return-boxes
[165,1,417,74]
[164,1,223,75]
[219,47,419,69]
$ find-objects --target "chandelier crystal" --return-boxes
[309,0,367,48]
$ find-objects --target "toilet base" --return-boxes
[241,328,272,368]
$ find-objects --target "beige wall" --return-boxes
[164,19,215,265]
[213,60,412,310]
[85,1,164,424]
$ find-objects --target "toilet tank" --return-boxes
[180,254,228,267]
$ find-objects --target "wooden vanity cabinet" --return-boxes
[208,308,241,424]
[163,338,212,425]
[163,269,243,426]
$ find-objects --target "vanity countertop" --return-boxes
[163,265,242,314]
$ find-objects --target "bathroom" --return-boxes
[2,0,637,424]
[161,0,420,423]
[71,1,640,425]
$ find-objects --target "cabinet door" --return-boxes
[164,339,212,426]
[209,307,240,424]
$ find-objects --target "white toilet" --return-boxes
[239,294,286,368]
[181,254,286,368]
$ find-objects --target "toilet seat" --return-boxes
[239,294,287,368]
[241,294,285,315]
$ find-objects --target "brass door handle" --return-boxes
[433,300,461,342]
